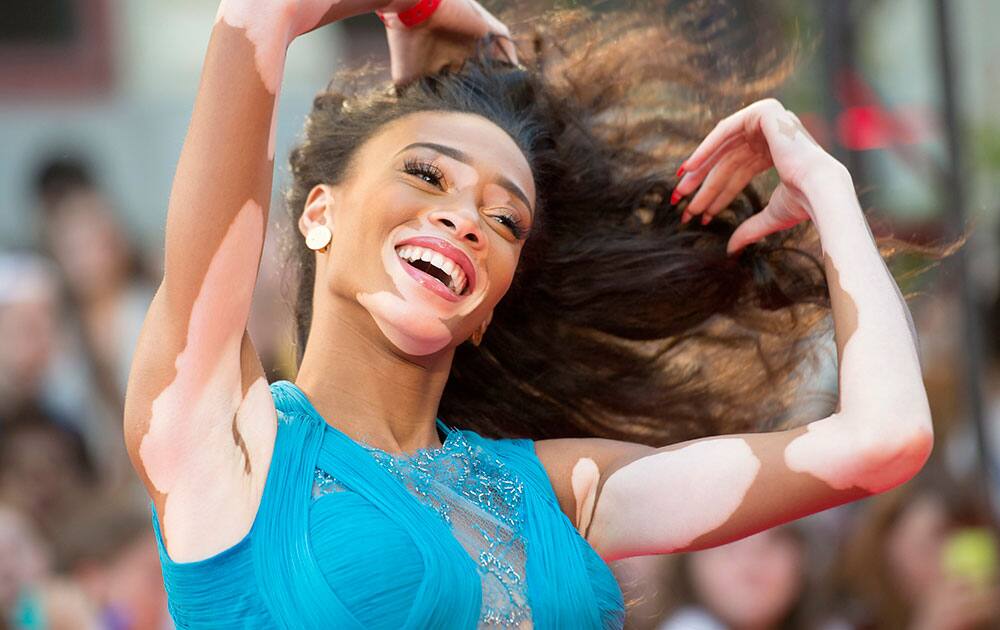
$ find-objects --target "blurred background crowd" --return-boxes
[2,0,999,628]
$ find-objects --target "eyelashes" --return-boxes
[402,158,446,188]
[400,158,528,240]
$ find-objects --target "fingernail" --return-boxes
[681,212,691,224]
[670,190,682,205]
[701,214,711,225]
[675,162,686,178]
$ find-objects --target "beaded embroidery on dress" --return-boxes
[151,379,624,629]
[313,423,533,628]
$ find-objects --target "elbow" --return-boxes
[863,421,934,494]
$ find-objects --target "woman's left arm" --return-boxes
[534,98,934,563]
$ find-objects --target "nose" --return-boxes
[429,205,485,248]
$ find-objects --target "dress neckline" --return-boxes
[275,380,455,459]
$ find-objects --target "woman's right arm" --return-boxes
[122,0,409,563]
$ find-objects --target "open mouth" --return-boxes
[395,245,470,297]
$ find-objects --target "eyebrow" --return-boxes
[397,142,534,216]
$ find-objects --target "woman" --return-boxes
[122,0,935,627]
[824,470,999,630]
[656,524,812,630]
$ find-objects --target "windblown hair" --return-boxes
[284,2,921,444]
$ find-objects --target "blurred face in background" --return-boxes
[45,188,131,300]
[884,493,948,602]
[688,527,805,629]
[0,424,87,528]
[0,285,58,401]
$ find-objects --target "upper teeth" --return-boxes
[396,245,468,295]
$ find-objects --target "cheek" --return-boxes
[484,246,521,297]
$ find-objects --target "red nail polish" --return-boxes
[675,162,686,178]
[701,214,711,225]
[670,190,682,205]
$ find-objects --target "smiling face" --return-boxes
[298,110,536,357]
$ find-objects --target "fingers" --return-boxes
[680,143,755,222]
[725,186,800,256]
[673,100,787,228]
[680,111,748,176]
[673,134,744,201]
[701,156,770,222]
[490,32,518,65]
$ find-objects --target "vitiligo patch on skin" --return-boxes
[215,0,339,159]
[139,201,275,562]
[355,218,493,356]
[216,0,343,93]
[587,438,760,560]
[784,226,931,494]
[571,458,600,537]
[356,291,456,355]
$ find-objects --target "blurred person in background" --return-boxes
[823,467,1000,630]
[0,501,100,630]
[0,412,96,553]
[31,157,157,490]
[0,502,50,629]
[655,524,812,630]
[54,495,171,630]
[0,253,73,427]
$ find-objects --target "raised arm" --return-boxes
[535,99,934,562]
[124,0,518,563]
[122,0,416,562]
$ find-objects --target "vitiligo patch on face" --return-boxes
[139,200,274,562]
[354,219,492,356]
[356,290,456,355]
[784,241,931,494]
[571,458,600,537]
[587,438,760,560]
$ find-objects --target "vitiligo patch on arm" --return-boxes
[784,219,931,494]
[586,438,760,561]
[139,201,275,562]
[214,1,341,159]
[215,0,345,93]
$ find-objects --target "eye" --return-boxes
[402,158,446,189]
[489,210,528,240]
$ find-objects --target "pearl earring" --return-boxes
[306,225,332,253]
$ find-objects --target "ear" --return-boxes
[298,184,339,239]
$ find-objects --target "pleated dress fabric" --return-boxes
[150,380,625,629]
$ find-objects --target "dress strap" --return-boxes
[252,380,367,629]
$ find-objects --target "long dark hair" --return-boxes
[283,3,926,444]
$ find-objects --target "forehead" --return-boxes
[365,111,535,202]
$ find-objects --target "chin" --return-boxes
[356,289,459,357]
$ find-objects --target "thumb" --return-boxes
[726,187,802,256]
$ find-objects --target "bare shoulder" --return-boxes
[124,289,278,563]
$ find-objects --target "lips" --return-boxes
[394,235,477,296]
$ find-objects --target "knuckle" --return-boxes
[761,97,785,111]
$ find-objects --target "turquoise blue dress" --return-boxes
[150,380,625,629]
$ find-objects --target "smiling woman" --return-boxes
[123,0,939,628]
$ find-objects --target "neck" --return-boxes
[294,298,455,455]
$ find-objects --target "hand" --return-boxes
[283,0,429,42]
[670,98,849,256]
[381,0,517,86]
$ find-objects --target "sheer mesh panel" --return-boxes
[313,431,532,628]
